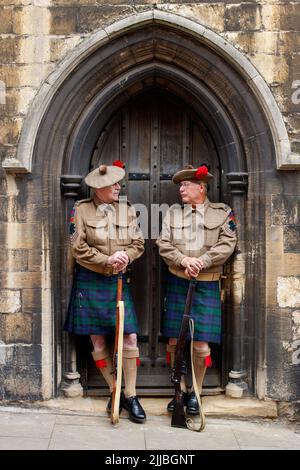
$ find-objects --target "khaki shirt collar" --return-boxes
[93,196,129,225]
[182,197,210,217]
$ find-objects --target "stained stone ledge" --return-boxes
[17,395,278,419]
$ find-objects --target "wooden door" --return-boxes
[81,89,222,395]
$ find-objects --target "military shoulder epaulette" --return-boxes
[74,198,93,206]
[209,202,229,211]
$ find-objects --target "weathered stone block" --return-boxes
[3,249,28,271]
[271,195,300,226]
[0,37,15,63]
[28,249,42,271]
[277,276,300,308]
[22,288,42,313]
[223,31,278,55]
[18,64,55,87]
[266,226,283,255]
[283,226,300,253]
[285,115,300,135]
[292,310,300,343]
[0,196,8,222]
[225,3,262,31]
[0,1,31,4]
[0,289,21,313]
[50,36,82,62]
[0,118,22,145]
[0,6,13,34]
[290,55,300,114]
[279,32,300,54]
[158,4,225,33]
[0,356,42,400]
[267,366,299,401]
[51,0,128,4]
[0,88,18,116]
[251,54,289,85]
[16,36,51,64]
[0,222,42,249]
[13,6,51,35]
[17,200,42,223]
[0,65,20,87]
[261,4,280,31]
[0,312,32,342]
[49,7,77,34]
[16,87,37,116]
[279,3,300,32]
[77,6,134,33]
[0,272,41,289]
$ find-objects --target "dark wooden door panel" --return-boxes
[84,89,221,393]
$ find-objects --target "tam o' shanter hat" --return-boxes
[84,160,125,189]
[172,164,214,185]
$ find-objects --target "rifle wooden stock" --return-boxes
[111,274,124,425]
[171,280,196,428]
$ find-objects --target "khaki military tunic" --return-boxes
[156,197,237,279]
[69,195,144,274]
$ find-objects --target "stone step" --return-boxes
[30,394,277,419]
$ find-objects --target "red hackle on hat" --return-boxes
[195,165,208,180]
[113,160,125,169]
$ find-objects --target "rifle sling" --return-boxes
[186,318,206,432]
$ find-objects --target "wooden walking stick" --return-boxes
[111,273,125,425]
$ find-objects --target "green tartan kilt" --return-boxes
[163,272,222,343]
[64,264,138,336]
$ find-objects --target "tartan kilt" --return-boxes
[64,264,138,336]
[163,272,222,343]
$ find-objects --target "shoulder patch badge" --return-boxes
[69,206,78,243]
[228,210,236,232]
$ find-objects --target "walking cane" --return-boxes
[111,273,125,425]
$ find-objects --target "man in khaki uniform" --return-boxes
[65,161,146,423]
[156,164,237,415]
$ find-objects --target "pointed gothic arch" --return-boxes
[4,11,296,398]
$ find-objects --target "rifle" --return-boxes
[111,273,125,425]
[171,280,196,428]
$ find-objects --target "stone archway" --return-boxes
[3,12,295,399]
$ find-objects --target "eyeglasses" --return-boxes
[179,181,194,188]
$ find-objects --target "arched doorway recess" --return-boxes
[13,13,286,398]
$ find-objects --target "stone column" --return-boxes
[225,172,249,398]
[60,175,83,397]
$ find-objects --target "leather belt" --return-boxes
[76,261,122,276]
[169,268,221,282]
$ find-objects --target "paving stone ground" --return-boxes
[0,402,299,450]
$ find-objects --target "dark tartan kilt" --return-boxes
[64,264,138,336]
[163,272,222,344]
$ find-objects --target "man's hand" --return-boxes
[107,251,129,272]
[181,257,204,278]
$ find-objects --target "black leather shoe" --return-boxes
[167,392,189,412]
[106,391,125,414]
[122,396,146,423]
[186,391,200,415]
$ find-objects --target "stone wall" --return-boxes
[0,1,299,401]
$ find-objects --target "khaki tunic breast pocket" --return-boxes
[204,220,222,247]
[112,221,132,247]
[170,222,192,254]
[86,219,108,246]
